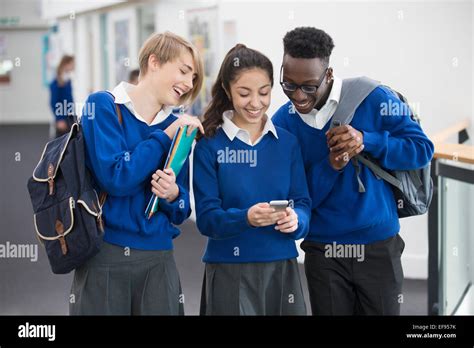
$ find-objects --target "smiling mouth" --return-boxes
[245,109,263,117]
[293,100,312,109]
[173,86,186,99]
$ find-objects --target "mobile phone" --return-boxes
[269,200,289,211]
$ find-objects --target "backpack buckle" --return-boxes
[55,219,68,255]
[47,163,55,196]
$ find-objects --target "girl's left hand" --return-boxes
[151,168,179,202]
[275,207,298,233]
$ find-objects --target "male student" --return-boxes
[272,27,434,315]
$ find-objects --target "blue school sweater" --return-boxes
[49,79,74,121]
[193,127,312,263]
[81,91,191,250]
[272,86,434,244]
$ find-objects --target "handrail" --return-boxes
[431,118,471,143]
[433,143,474,165]
[431,118,473,165]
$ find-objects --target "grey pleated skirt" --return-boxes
[69,242,184,315]
[200,258,307,316]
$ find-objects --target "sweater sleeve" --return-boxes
[81,92,172,196]
[361,87,434,170]
[285,139,312,240]
[158,156,192,225]
[193,141,256,240]
[49,80,65,121]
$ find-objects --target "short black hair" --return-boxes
[283,27,335,63]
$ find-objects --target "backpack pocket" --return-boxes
[33,193,103,274]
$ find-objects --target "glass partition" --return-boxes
[438,159,474,315]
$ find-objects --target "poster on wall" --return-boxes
[0,35,12,84]
[42,26,62,87]
[187,6,217,116]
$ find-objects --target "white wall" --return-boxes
[41,0,125,20]
[106,6,139,89]
[74,15,91,105]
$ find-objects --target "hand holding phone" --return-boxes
[274,205,299,233]
[269,200,289,211]
[247,202,287,227]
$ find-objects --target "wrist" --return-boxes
[166,184,179,203]
[246,210,256,227]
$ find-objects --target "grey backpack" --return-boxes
[331,76,433,218]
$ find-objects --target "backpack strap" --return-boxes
[330,76,380,192]
[357,155,403,190]
[331,76,381,128]
[98,103,123,208]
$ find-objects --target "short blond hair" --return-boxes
[138,31,204,105]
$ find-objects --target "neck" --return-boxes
[128,79,163,124]
[233,113,265,143]
[57,75,65,87]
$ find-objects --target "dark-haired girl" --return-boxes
[193,44,311,315]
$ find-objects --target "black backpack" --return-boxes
[331,77,433,218]
[27,102,122,274]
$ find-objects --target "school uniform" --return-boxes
[193,110,311,315]
[272,79,434,315]
[70,82,190,315]
[49,78,75,137]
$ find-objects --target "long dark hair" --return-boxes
[197,44,273,140]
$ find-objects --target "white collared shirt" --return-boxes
[295,76,342,129]
[110,81,174,126]
[220,110,278,146]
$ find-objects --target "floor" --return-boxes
[0,124,427,315]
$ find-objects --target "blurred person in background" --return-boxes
[49,55,75,138]
[128,69,140,85]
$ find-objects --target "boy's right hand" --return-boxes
[247,203,287,227]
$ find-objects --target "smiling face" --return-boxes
[228,68,272,126]
[147,49,197,106]
[281,54,333,114]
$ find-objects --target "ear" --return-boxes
[326,67,334,83]
[148,54,161,73]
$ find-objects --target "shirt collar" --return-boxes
[110,81,174,126]
[221,109,278,142]
[295,76,342,118]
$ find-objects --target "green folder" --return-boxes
[145,125,198,219]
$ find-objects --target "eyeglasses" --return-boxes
[279,66,328,94]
